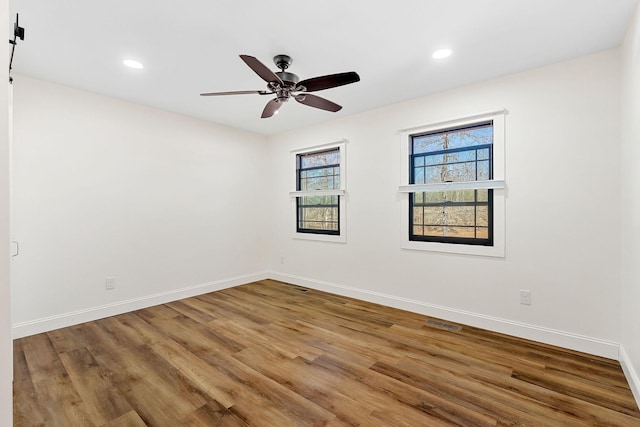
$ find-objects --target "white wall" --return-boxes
[1,1,12,425]
[621,2,640,404]
[268,50,622,358]
[6,32,635,411]
[11,76,269,335]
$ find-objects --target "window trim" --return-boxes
[290,140,347,243]
[399,111,506,257]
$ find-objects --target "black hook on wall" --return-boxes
[9,13,25,84]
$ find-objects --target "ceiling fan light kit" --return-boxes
[201,54,360,118]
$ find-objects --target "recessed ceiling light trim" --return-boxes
[123,59,144,69]
[432,49,452,59]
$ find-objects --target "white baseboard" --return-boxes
[620,346,640,410]
[12,270,622,362]
[268,271,620,360]
[12,271,269,339]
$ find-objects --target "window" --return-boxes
[290,141,347,243]
[410,122,493,245]
[399,111,506,257]
[296,148,340,235]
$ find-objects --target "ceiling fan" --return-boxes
[200,54,360,118]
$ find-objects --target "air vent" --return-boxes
[425,319,462,331]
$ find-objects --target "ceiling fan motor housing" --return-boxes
[276,71,299,86]
[273,55,299,86]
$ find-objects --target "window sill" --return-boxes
[401,239,504,257]
[289,189,345,198]
[293,232,346,243]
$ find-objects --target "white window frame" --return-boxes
[399,110,507,257]
[290,140,347,243]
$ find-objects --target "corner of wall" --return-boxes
[620,345,640,410]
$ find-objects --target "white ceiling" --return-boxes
[9,0,639,136]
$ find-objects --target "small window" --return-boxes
[409,122,493,246]
[296,148,341,235]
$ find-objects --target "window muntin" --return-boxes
[296,148,340,235]
[409,122,494,246]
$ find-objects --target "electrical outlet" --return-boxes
[105,277,116,290]
[280,256,284,264]
[520,289,532,305]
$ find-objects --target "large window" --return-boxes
[399,111,506,257]
[296,148,340,235]
[410,122,493,245]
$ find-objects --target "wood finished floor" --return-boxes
[13,280,640,426]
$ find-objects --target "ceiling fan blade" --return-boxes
[240,55,283,85]
[297,71,360,92]
[200,90,272,96]
[295,94,342,112]
[261,98,283,118]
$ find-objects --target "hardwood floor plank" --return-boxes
[165,299,218,324]
[84,320,208,425]
[181,401,250,427]
[393,355,584,426]
[101,410,147,427]
[512,367,640,417]
[58,348,133,425]
[13,280,640,426]
[149,314,246,357]
[12,339,49,427]
[46,324,91,354]
[233,347,369,426]
[21,333,96,426]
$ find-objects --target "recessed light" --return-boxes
[432,49,452,59]
[123,59,144,69]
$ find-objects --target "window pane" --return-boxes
[424,154,444,166]
[412,122,493,154]
[298,205,339,231]
[477,160,490,180]
[423,165,442,184]
[444,226,476,238]
[299,195,338,206]
[424,226,444,236]
[476,227,489,239]
[476,206,489,227]
[409,189,493,244]
[446,125,492,150]
[300,150,339,169]
[413,207,424,225]
[442,206,476,226]
[414,190,477,205]
[299,166,340,191]
[413,134,446,154]
[423,207,443,225]
[424,192,447,203]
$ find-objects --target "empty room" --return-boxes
[2,0,640,425]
